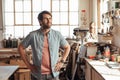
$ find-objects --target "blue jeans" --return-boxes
[31,74,59,80]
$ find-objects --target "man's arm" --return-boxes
[54,43,70,71]
[18,44,32,69]
[18,44,38,72]
[60,44,70,62]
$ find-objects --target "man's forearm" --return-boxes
[61,44,70,62]
[18,44,31,68]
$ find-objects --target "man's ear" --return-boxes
[38,20,42,26]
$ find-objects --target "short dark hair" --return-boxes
[38,11,52,21]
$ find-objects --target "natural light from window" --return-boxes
[3,0,79,39]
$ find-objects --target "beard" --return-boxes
[42,25,51,29]
[42,22,52,29]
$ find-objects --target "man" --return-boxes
[85,21,98,43]
[18,11,70,80]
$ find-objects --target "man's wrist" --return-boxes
[59,59,65,63]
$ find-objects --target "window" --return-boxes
[3,0,79,39]
[14,0,32,26]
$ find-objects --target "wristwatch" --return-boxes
[60,59,65,63]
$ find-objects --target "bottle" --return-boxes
[12,38,18,48]
[104,46,110,60]
[8,35,12,48]
[3,38,7,48]
[96,50,102,60]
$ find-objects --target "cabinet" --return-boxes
[85,59,104,80]
[91,69,104,80]
[85,59,120,80]
[85,62,91,80]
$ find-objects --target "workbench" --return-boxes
[0,66,19,80]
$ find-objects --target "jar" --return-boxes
[104,46,110,60]
[117,55,120,62]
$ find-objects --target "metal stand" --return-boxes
[71,44,87,80]
[72,29,88,80]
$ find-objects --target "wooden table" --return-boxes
[0,48,31,54]
[0,48,32,62]
[0,66,19,80]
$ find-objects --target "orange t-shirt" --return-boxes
[41,35,51,74]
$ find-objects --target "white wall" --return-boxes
[79,0,90,29]
[0,0,3,48]
[79,0,97,29]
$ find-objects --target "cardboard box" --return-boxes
[87,46,97,57]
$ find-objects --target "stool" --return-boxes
[14,69,31,80]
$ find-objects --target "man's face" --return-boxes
[40,14,52,29]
